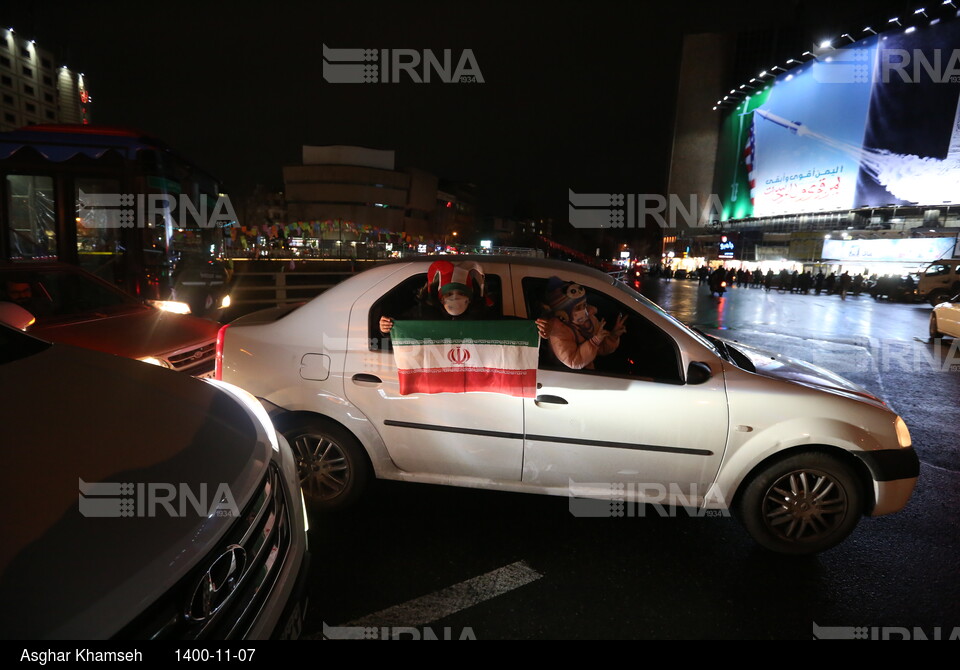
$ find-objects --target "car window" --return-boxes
[0,269,140,322]
[369,272,503,351]
[523,277,683,383]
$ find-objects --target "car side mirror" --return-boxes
[0,301,36,331]
[686,361,713,385]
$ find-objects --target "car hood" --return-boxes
[28,307,218,359]
[0,343,270,639]
[722,339,886,406]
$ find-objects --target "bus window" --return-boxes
[75,177,123,283]
[6,174,56,261]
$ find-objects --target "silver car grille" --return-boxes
[117,464,293,639]
[166,342,216,374]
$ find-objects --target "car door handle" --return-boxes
[535,395,568,405]
[352,373,382,385]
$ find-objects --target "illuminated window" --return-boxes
[6,174,57,261]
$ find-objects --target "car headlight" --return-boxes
[220,294,231,309]
[139,356,172,368]
[204,379,280,454]
[148,300,192,315]
[895,416,912,448]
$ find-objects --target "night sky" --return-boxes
[4,0,917,221]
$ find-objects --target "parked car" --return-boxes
[217,256,919,555]
[930,294,960,339]
[0,263,219,376]
[0,325,309,639]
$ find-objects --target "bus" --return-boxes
[0,125,232,317]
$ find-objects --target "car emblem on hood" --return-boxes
[186,544,247,622]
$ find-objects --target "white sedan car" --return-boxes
[930,294,960,339]
[217,256,919,554]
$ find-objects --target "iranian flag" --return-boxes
[391,320,539,397]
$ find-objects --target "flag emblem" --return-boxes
[391,320,539,397]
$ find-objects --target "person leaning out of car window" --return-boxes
[379,260,550,338]
[543,276,626,370]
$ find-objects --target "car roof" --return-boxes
[375,255,616,281]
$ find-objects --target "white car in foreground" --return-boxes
[217,257,919,554]
[0,326,309,639]
[930,294,960,339]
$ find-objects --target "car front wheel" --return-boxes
[284,420,369,511]
[739,452,863,555]
[930,315,942,339]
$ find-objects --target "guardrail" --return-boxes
[228,270,353,308]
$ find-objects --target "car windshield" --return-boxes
[611,277,722,356]
[0,324,51,364]
[0,268,144,323]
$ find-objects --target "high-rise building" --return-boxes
[0,27,90,132]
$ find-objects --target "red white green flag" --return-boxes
[391,320,539,397]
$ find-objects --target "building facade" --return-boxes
[281,145,477,255]
[0,27,89,131]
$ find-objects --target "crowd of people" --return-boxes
[646,265,919,301]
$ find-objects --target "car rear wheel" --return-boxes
[284,420,369,511]
[738,452,863,555]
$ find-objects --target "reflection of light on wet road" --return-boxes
[715,296,726,330]
[639,279,929,342]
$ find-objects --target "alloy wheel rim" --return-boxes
[761,469,848,543]
[293,435,350,500]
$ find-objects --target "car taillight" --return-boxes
[215,324,229,380]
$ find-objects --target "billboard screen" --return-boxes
[821,236,956,263]
[716,17,960,219]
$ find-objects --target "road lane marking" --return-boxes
[307,560,542,637]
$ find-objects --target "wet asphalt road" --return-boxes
[303,278,960,640]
